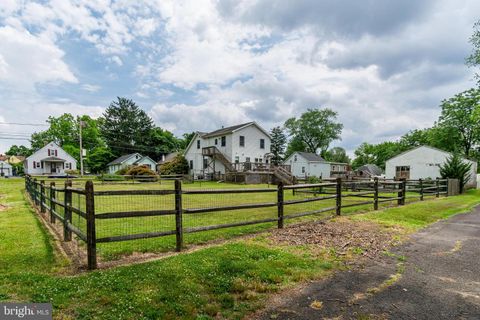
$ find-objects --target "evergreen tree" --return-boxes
[439,154,472,193]
[270,126,287,165]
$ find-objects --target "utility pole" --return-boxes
[79,117,85,176]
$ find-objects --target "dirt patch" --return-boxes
[0,204,7,211]
[269,217,396,258]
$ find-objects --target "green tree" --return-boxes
[5,145,32,156]
[438,88,480,157]
[284,108,343,155]
[285,135,307,158]
[86,147,115,173]
[159,155,189,175]
[352,142,405,170]
[270,126,287,165]
[439,154,472,193]
[466,20,480,82]
[324,147,350,164]
[144,127,182,160]
[100,97,154,157]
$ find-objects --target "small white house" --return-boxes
[385,145,477,187]
[184,122,272,177]
[24,142,77,176]
[284,152,350,178]
[284,152,330,178]
[107,153,157,174]
[0,161,12,177]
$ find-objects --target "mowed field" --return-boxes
[33,178,432,260]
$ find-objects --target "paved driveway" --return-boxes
[256,207,480,320]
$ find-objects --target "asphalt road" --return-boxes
[256,206,480,320]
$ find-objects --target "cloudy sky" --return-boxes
[0,0,479,154]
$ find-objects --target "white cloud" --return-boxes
[81,84,101,92]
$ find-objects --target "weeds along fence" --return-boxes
[24,176,451,270]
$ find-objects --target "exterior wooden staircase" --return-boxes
[202,146,235,172]
[273,166,296,185]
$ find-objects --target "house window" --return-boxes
[197,140,201,149]
[294,155,297,161]
[260,139,265,149]
[41,162,44,169]
[221,136,226,147]
[245,157,250,163]
[234,156,239,163]
[203,158,208,169]
[254,158,258,163]
[189,160,193,170]
[215,139,218,145]
[302,167,305,173]
[239,136,245,147]
[395,166,410,178]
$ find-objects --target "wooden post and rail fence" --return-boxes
[24,175,453,270]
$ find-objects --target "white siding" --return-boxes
[0,161,12,176]
[184,123,272,177]
[385,146,477,187]
[107,154,146,174]
[284,153,330,178]
[24,142,77,175]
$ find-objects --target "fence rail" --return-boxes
[25,176,452,270]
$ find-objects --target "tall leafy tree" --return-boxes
[284,108,343,155]
[438,88,480,157]
[270,126,287,165]
[324,147,351,164]
[466,19,480,82]
[5,145,32,157]
[439,154,472,193]
[86,147,116,173]
[144,127,182,160]
[180,132,196,150]
[100,97,154,157]
[285,135,307,158]
[352,142,405,170]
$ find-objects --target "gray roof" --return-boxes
[157,152,179,164]
[296,152,325,162]
[202,122,254,138]
[356,164,383,176]
[107,153,140,166]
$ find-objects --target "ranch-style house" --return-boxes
[24,142,77,175]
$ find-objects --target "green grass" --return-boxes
[353,189,480,230]
[28,178,446,260]
[1,178,479,319]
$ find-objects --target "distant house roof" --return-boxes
[356,164,382,176]
[107,153,141,166]
[386,145,476,164]
[133,155,156,165]
[157,152,179,164]
[0,154,7,161]
[296,152,325,162]
[202,122,253,138]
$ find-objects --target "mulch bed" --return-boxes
[269,218,395,259]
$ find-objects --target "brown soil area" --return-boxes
[0,204,6,211]
[269,217,396,258]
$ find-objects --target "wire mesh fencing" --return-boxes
[24,176,453,270]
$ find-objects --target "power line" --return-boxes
[0,122,48,126]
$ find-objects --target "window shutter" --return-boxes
[48,149,50,156]
[55,150,58,157]
[33,162,36,169]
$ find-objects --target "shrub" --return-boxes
[115,166,132,175]
[306,176,321,184]
[65,169,80,175]
[439,154,472,193]
[126,165,157,176]
[99,174,125,181]
[159,155,189,175]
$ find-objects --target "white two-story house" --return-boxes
[184,122,272,178]
[24,142,77,176]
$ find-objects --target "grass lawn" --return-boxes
[1,178,479,319]
[30,178,431,260]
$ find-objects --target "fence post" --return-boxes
[436,177,440,198]
[40,181,46,213]
[64,180,72,241]
[277,182,284,229]
[50,182,56,223]
[33,178,38,205]
[174,179,183,252]
[85,180,97,270]
[401,179,407,205]
[397,179,403,205]
[419,179,424,201]
[373,177,379,210]
[336,177,342,216]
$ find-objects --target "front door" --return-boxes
[51,163,57,174]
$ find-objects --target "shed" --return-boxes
[0,161,13,177]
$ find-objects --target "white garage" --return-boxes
[385,146,477,188]
[0,161,12,177]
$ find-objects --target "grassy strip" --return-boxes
[352,189,480,230]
